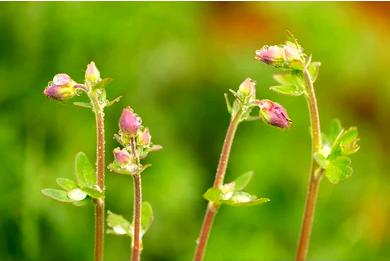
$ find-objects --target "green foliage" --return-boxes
[107,202,154,238]
[271,72,305,96]
[75,152,96,187]
[315,119,360,184]
[41,189,73,203]
[203,172,270,207]
[308,62,321,82]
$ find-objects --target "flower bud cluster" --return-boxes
[255,41,305,70]
[109,106,161,176]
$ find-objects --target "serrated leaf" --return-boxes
[270,84,304,96]
[93,78,112,89]
[75,152,96,187]
[107,211,132,237]
[41,188,73,202]
[308,62,321,82]
[56,178,78,191]
[141,202,153,236]
[203,187,223,204]
[73,102,91,109]
[82,187,103,199]
[222,191,270,207]
[325,156,353,184]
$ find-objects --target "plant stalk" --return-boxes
[131,174,142,261]
[193,112,241,261]
[295,68,322,261]
[91,94,105,261]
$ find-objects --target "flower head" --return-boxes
[85,61,101,84]
[256,99,291,128]
[43,73,78,101]
[113,147,131,165]
[255,45,285,66]
[119,107,141,136]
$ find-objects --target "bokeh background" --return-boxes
[0,2,389,261]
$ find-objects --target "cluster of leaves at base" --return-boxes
[107,202,153,238]
[314,119,360,184]
[41,152,103,206]
[203,171,270,207]
[269,61,320,97]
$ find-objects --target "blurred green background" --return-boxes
[0,2,389,261]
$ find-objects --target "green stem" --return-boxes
[90,93,105,261]
[193,112,241,261]
[295,68,322,261]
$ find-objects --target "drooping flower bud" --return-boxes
[119,107,141,136]
[43,73,77,101]
[256,99,291,128]
[255,45,285,66]
[283,42,304,70]
[138,128,151,146]
[237,78,256,101]
[113,147,131,165]
[85,61,101,84]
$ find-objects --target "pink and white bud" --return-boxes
[238,78,256,100]
[139,128,151,146]
[85,61,101,84]
[119,107,142,136]
[256,99,292,128]
[255,45,285,65]
[43,73,77,101]
[113,147,131,165]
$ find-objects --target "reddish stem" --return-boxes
[131,174,142,261]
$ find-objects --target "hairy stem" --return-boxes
[132,174,142,261]
[193,112,241,261]
[91,94,105,261]
[295,68,322,261]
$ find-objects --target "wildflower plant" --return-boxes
[193,78,291,261]
[41,62,119,261]
[107,107,161,261]
[255,33,360,261]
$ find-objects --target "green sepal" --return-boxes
[41,188,73,202]
[56,178,78,191]
[308,62,321,82]
[75,152,96,187]
[106,211,133,237]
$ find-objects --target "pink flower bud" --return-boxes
[139,128,151,146]
[85,61,101,84]
[238,78,256,100]
[113,147,131,165]
[256,99,292,128]
[255,45,285,65]
[43,74,77,101]
[119,107,141,136]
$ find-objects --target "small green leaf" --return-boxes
[73,102,91,109]
[56,178,78,191]
[270,84,304,96]
[314,152,329,169]
[141,202,153,236]
[325,156,353,184]
[203,187,223,204]
[232,171,254,192]
[308,62,321,82]
[106,211,132,237]
[340,127,360,155]
[75,152,96,187]
[273,73,296,85]
[72,198,91,207]
[328,119,343,143]
[41,188,73,202]
[93,78,112,89]
[82,187,103,199]
[222,191,270,207]
[67,188,87,201]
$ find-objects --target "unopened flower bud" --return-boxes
[139,128,151,146]
[119,107,141,136]
[255,45,285,66]
[237,78,256,101]
[85,61,101,84]
[283,42,304,70]
[256,99,291,128]
[113,148,131,165]
[43,73,77,101]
